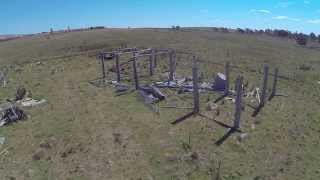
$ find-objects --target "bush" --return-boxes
[296,33,308,46]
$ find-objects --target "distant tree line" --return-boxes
[210,27,319,46]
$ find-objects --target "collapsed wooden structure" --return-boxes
[90,47,281,145]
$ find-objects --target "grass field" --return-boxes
[0,28,320,180]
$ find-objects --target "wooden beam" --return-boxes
[234,76,243,130]
[260,65,269,106]
[224,62,230,96]
[115,53,121,82]
[132,53,139,90]
[169,50,176,81]
[192,56,200,113]
[100,52,106,79]
[149,49,154,76]
[154,49,158,68]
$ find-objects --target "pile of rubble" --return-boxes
[155,73,227,93]
[0,87,47,127]
[0,103,26,127]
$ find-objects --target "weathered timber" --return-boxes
[192,56,200,113]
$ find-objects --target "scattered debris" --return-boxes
[237,133,248,142]
[136,85,166,113]
[32,148,45,160]
[15,87,27,101]
[20,98,47,108]
[0,137,5,145]
[0,103,26,127]
[213,73,227,91]
[155,78,215,93]
[0,71,7,88]
[113,133,122,145]
[0,148,9,157]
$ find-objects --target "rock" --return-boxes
[184,152,199,162]
[14,67,23,72]
[39,140,51,149]
[237,133,248,142]
[60,146,75,158]
[165,153,179,162]
[0,137,5,145]
[32,148,45,160]
[15,87,26,101]
[113,133,122,145]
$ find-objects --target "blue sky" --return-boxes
[1,0,320,35]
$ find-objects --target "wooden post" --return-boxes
[149,49,154,76]
[115,53,121,82]
[269,68,278,100]
[154,49,157,68]
[132,53,139,90]
[234,76,243,130]
[260,65,269,106]
[100,53,106,79]
[192,56,200,114]
[169,50,175,81]
[224,62,230,96]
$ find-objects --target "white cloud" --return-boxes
[306,19,320,24]
[276,2,291,8]
[250,9,271,14]
[273,16,301,21]
[304,0,310,4]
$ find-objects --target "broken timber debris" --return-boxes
[0,71,6,88]
[0,103,26,127]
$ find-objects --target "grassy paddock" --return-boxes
[0,29,319,180]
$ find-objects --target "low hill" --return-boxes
[0,28,319,180]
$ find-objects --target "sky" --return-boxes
[1,0,320,35]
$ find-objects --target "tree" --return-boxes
[276,29,290,38]
[237,28,245,34]
[318,35,320,43]
[310,32,317,41]
[296,33,308,46]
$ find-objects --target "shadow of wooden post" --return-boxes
[269,68,278,101]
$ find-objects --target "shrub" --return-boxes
[296,33,308,46]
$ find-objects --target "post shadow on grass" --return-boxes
[268,68,278,101]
